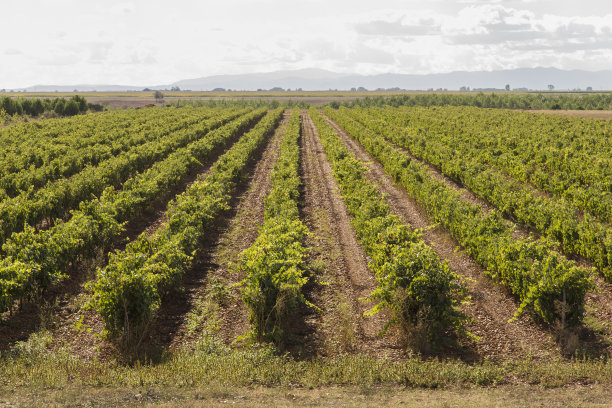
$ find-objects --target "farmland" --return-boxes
[1,101,612,404]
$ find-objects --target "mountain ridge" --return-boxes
[9,67,612,92]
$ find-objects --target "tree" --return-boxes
[63,99,81,116]
[154,91,164,103]
[20,99,33,115]
[31,99,45,116]
[505,84,510,91]
[548,84,555,91]
[53,99,66,115]
[70,95,88,112]
[88,103,104,112]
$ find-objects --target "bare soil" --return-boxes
[322,114,559,361]
[299,111,403,358]
[583,275,612,354]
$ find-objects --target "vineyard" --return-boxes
[2,102,612,393]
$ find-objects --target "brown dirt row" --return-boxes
[299,111,403,359]
[322,113,561,360]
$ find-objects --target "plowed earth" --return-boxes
[299,112,404,358]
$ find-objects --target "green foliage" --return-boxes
[0,108,9,125]
[240,219,309,343]
[0,106,233,199]
[0,107,249,245]
[346,106,612,282]
[310,108,468,345]
[62,99,80,116]
[0,95,90,117]
[325,107,594,326]
[53,99,66,115]
[239,110,310,344]
[92,108,284,346]
[0,108,267,315]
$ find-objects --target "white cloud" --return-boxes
[1,0,612,88]
[3,49,23,56]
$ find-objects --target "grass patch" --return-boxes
[1,329,612,391]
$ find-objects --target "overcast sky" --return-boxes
[2,0,612,88]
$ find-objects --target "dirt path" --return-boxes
[583,275,612,355]
[144,111,292,352]
[323,114,558,361]
[300,111,403,358]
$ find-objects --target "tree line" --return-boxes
[0,95,101,117]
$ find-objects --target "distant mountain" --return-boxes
[171,68,612,91]
[172,68,347,90]
[11,67,612,92]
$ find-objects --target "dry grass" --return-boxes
[1,383,611,407]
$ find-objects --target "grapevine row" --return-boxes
[238,109,310,343]
[0,104,193,150]
[0,108,268,314]
[343,107,612,281]
[324,108,593,326]
[0,108,249,245]
[383,106,612,225]
[0,107,178,172]
[0,107,224,198]
[91,108,284,344]
[309,109,468,340]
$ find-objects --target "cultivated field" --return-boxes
[1,103,612,405]
[4,90,612,111]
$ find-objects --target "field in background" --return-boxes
[3,90,612,112]
[1,91,412,108]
